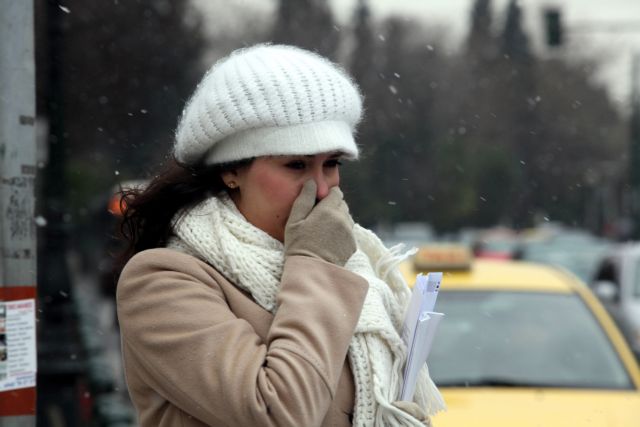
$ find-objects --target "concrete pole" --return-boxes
[0,0,38,425]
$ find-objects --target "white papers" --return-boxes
[399,273,444,401]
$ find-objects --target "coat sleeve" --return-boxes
[116,248,369,427]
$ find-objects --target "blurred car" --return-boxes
[377,221,435,248]
[399,245,640,427]
[515,228,611,282]
[469,226,520,260]
[592,243,640,358]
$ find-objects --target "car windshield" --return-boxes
[430,291,633,389]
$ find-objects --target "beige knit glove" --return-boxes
[392,401,433,426]
[284,180,356,267]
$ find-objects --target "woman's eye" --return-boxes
[285,160,306,170]
[325,159,343,168]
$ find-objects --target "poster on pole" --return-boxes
[0,299,37,392]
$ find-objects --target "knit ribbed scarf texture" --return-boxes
[167,194,445,426]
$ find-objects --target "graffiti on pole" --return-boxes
[4,177,35,241]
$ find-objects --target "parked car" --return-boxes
[592,243,640,358]
[515,229,611,282]
[400,245,640,426]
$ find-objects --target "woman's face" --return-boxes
[223,152,343,242]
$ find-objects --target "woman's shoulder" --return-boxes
[122,247,205,273]
[117,248,225,294]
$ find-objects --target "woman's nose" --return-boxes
[311,166,335,200]
[315,175,330,200]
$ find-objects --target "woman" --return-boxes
[117,44,444,426]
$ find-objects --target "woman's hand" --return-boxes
[392,401,433,426]
[284,180,356,266]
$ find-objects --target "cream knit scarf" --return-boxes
[167,194,445,426]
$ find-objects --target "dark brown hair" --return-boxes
[117,157,252,271]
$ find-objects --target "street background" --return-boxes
[28,0,640,425]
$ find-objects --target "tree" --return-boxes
[37,0,208,270]
[451,0,514,228]
[349,0,377,90]
[342,0,378,222]
[342,0,626,233]
[501,0,532,63]
[60,0,206,174]
[271,0,340,59]
[345,12,450,227]
[496,0,539,226]
[466,0,496,62]
[533,57,626,228]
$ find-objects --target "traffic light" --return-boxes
[544,8,563,46]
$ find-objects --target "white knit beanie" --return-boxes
[174,44,363,165]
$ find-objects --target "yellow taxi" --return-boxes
[400,244,640,427]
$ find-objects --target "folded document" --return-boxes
[399,272,444,401]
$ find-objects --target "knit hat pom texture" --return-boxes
[174,44,363,165]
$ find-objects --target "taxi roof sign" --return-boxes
[413,244,472,271]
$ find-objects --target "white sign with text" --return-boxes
[0,298,37,392]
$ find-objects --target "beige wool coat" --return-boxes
[117,248,369,427]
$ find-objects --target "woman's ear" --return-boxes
[221,170,240,189]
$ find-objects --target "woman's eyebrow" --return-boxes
[283,152,343,159]
[299,153,341,158]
